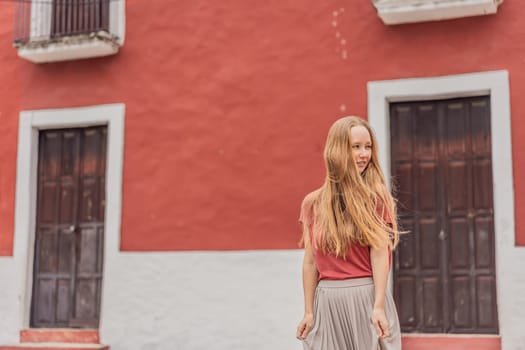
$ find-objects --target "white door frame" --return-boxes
[368,70,521,348]
[13,103,125,328]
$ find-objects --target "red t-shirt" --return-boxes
[299,192,392,281]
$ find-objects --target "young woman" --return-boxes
[296,116,402,350]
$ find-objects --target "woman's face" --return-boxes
[350,125,372,173]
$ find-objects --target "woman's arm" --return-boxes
[296,238,319,340]
[370,243,390,339]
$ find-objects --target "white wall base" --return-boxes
[2,248,304,349]
[99,250,305,350]
[0,258,19,344]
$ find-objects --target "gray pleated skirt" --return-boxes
[302,277,401,350]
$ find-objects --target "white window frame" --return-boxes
[18,0,126,63]
[13,103,125,328]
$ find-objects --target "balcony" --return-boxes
[13,0,125,63]
[372,0,504,25]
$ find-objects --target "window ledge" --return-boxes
[372,0,504,25]
[15,33,120,64]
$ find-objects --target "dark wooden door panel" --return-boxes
[451,277,471,328]
[449,218,470,269]
[422,277,443,330]
[395,276,417,327]
[417,164,439,211]
[414,104,439,159]
[391,97,498,334]
[420,219,440,269]
[397,219,416,269]
[31,126,107,329]
[477,277,497,328]
[447,162,468,212]
[474,217,494,268]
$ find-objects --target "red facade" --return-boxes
[0,0,524,256]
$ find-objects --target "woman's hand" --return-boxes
[296,313,314,340]
[371,307,390,339]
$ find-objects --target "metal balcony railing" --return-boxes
[14,0,116,46]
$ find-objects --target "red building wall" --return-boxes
[0,0,524,254]
[0,3,21,255]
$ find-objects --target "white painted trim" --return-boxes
[29,0,126,43]
[29,1,51,41]
[372,0,503,25]
[18,40,119,64]
[13,103,125,328]
[110,0,126,45]
[21,0,125,63]
[368,70,518,347]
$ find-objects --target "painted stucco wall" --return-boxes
[0,258,18,344]
[1,1,525,253]
[0,1,525,350]
[0,250,306,350]
[99,251,304,350]
[0,3,21,256]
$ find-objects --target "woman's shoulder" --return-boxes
[301,188,322,209]
[299,188,321,222]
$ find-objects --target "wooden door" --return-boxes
[390,97,498,334]
[31,127,107,328]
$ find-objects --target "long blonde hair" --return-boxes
[303,116,399,257]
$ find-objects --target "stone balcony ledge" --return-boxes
[372,0,504,25]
